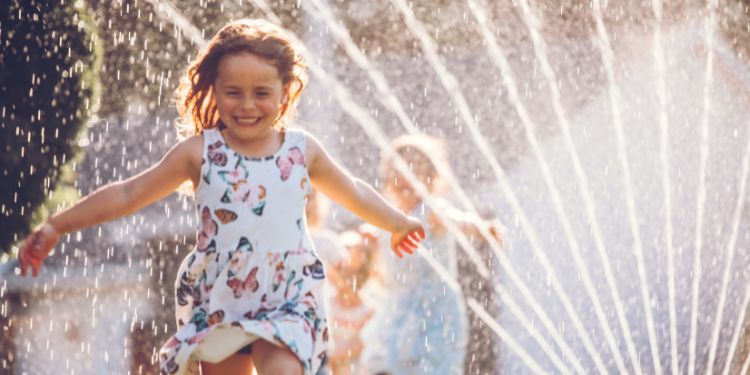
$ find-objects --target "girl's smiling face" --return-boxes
[214,52,287,141]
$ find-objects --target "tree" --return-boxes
[0,0,100,254]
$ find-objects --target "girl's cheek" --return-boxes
[215,99,231,113]
[259,101,280,114]
[222,97,240,109]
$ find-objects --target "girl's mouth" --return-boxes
[234,116,262,127]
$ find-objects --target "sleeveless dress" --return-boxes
[158,128,328,375]
[359,202,468,375]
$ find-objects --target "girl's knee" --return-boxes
[200,353,254,375]
[261,360,303,375]
[253,340,303,375]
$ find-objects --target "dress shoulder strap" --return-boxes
[202,127,222,147]
[282,128,307,153]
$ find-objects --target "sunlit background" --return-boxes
[2,0,750,374]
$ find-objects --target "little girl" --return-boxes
[17,19,424,375]
[359,134,502,375]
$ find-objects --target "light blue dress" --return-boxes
[359,202,468,375]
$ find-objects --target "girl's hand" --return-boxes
[390,216,426,258]
[18,222,60,277]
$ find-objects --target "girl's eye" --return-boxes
[226,91,239,96]
[256,92,269,97]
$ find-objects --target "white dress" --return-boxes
[159,127,328,375]
[359,202,468,375]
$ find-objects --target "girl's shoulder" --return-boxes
[178,133,205,155]
[169,133,204,171]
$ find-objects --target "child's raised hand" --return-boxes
[390,216,426,258]
[18,222,60,277]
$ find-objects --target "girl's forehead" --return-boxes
[387,154,432,172]
[215,52,281,86]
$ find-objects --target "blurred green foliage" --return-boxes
[0,0,101,254]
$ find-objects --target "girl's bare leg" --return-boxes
[201,353,254,375]
[252,339,303,375]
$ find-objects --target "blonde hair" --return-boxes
[175,19,307,138]
[379,133,453,195]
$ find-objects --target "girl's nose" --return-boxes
[240,97,257,111]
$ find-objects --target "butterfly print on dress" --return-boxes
[215,208,238,224]
[207,309,225,326]
[207,141,228,166]
[217,166,250,202]
[283,241,308,261]
[162,356,180,374]
[189,308,210,332]
[176,272,195,306]
[284,272,304,300]
[303,259,325,280]
[243,294,276,320]
[197,206,218,252]
[202,140,228,184]
[235,236,253,253]
[218,168,267,216]
[276,146,304,181]
[227,266,260,298]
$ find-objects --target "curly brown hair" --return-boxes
[175,19,307,136]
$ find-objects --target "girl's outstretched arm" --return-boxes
[305,134,425,257]
[18,135,203,277]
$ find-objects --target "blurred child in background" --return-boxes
[325,230,374,375]
[359,134,503,375]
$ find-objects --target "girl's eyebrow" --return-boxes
[218,83,273,90]
[217,82,241,89]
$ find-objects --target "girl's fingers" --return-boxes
[401,237,420,253]
[400,231,424,254]
[406,241,418,252]
[20,251,40,278]
[406,230,424,246]
[404,239,419,252]
[18,240,44,278]
[399,244,414,255]
[391,221,425,258]
[400,237,417,249]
